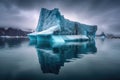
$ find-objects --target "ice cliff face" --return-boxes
[36,8,61,32]
[35,8,97,39]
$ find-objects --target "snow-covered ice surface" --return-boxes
[61,35,89,40]
[28,25,60,36]
[37,25,60,35]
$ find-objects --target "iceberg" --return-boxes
[28,8,97,42]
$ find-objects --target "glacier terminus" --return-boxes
[28,8,97,43]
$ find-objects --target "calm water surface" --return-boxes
[0,38,120,80]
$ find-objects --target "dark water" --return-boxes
[0,38,120,80]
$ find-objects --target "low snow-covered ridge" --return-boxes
[0,36,27,38]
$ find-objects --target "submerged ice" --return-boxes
[28,8,97,42]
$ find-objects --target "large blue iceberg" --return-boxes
[28,8,97,42]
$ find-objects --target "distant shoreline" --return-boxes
[0,35,120,39]
[0,36,28,38]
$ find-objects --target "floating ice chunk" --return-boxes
[62,35,89,40]
[52,36,65,43]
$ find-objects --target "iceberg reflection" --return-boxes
[31,41,97,74]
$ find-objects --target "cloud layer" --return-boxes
[0,0,120,33]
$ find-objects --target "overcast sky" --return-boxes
[0,0,120,34]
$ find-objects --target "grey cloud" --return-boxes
[0,0,120,33]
